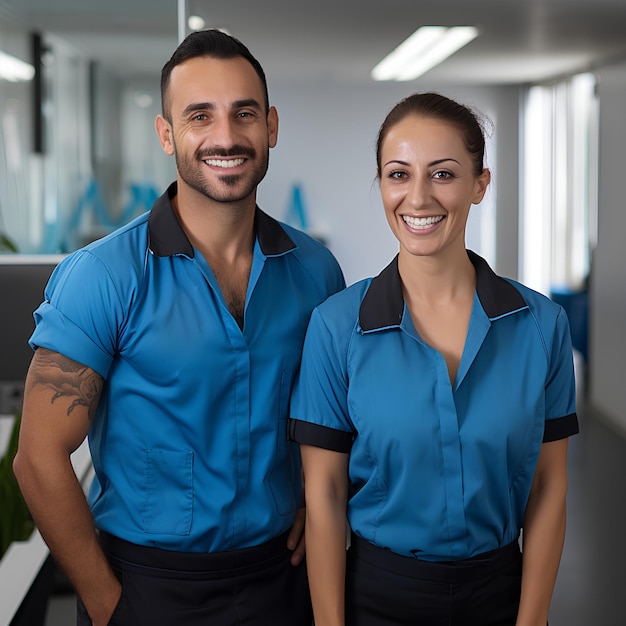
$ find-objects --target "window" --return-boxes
[520,73,598,295]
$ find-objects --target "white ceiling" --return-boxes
[1,0,626,86]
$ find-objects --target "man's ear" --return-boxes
[267,106,279,149]
[155,115,175,156]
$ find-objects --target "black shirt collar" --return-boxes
[359,250,528,331]
[148,182,297,258]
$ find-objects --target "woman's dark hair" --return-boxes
[376,92,489,177]
[160,29,269,120]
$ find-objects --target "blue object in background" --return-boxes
[119,183,159,225]
[69,178,113,231]
[70,179,159,233]
[550,286,589,363]
[285,183,309,230]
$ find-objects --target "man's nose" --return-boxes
[210,115,238,148]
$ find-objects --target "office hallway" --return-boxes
[44,403,626,626]
[549,402,626,625]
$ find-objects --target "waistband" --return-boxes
[349,533,521,584]
[98,530,290,573]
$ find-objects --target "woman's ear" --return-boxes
[472,168,491,205]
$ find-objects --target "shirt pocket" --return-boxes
[142,449,194,535]
[268,370,300,516]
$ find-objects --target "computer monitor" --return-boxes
[0,255,64,415]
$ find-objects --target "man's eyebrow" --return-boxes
[181,99,263,118]
[232,98,263,111]
[181,102,215,117]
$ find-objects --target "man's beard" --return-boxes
[174,143,269,204]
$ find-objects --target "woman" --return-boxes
[289,92,579,625]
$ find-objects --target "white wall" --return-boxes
[589,59,626,433]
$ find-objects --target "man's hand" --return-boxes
[287,508,306,565]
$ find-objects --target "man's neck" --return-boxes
[171,184,257,264]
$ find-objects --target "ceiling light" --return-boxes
[0,50,35,82]
[188,15,206,31]
[371,26,479,82]
[133,92,154,108]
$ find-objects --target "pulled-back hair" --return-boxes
[160,29,269,120]
[376,92,489,177]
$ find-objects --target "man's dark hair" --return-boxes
[160,29,270,121]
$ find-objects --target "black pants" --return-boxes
[77,531,312,626]
[345,534,523,626]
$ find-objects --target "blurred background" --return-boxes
[0,1,625,624]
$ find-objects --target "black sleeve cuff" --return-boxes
[543,413,579,442]
[288,418,354,453]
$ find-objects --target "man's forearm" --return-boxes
[13,451,121,624]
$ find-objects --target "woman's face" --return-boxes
[378,114,490,260]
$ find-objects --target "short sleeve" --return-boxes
[543,307,579,442]
[290,306,355,450]
[29,250,126,378]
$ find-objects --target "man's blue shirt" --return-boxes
[30,183,345,552]
[290,251,578,562]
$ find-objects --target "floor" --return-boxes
[549,403,626,625]
[43,401,626,625]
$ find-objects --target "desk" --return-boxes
[0,418,92,625]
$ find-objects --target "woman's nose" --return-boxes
[406,177,429,207]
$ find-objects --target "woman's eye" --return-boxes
[433,170,453,180]
[389,171,406,179]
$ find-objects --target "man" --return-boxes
[13,29,344,626]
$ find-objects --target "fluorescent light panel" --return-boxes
[0,50,35,82]
[372,26,479,82]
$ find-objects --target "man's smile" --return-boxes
[203,157,246,168]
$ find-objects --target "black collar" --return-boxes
[359,250,528,331]
[148,182,297,258]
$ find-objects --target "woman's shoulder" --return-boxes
[317,277,373,314]
[307,278,375,341]
[504,277,564,316]
[501,277,572,343]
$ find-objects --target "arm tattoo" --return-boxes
[28,349,104,420]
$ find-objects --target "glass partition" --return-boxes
[0,25,175,255]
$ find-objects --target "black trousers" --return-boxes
[77,531,312,626]
[345,534,524,626]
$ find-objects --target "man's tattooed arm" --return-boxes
[26,348,104,420]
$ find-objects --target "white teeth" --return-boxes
[402,215,444,230]
[204,158,245,168]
